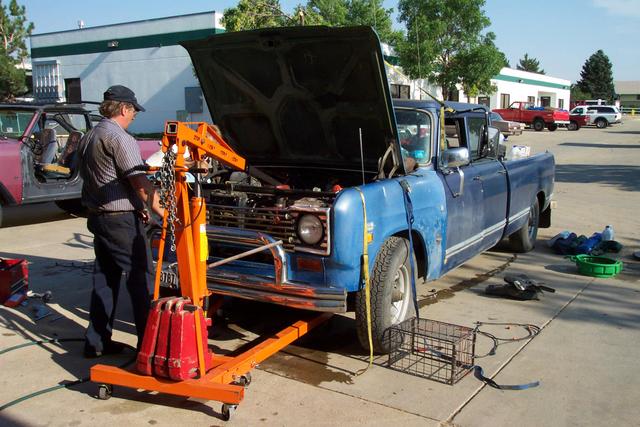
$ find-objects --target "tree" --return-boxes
[396,0,505,100]
[221,0,293,32]
[222,0,402,46]
[0,0,34,100]
[517,53,545,74]
[577,50,615,101]
[570,83,590,104]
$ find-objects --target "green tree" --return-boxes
[396,0,505,100]
[577,50,615,101]
[222,0,402,46]
[221,0,294,32]
[570,83,590,104]
[0,0,34,100]
[516,53,545,74]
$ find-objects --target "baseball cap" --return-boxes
[103,85,146,112]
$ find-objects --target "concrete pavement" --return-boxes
[0,118,638,426]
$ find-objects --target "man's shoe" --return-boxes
[84,341,127,358]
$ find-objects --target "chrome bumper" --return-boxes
[206,226,347,313]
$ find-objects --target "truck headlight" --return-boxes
[297,214,323,245]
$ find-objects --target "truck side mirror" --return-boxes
[441,147,470,169]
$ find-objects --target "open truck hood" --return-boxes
[181,26,397,172]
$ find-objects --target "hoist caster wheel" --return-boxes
[221,403,237,421]
[233,372,252,387]
[97,384,112,400]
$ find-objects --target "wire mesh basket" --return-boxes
[384,317,476,385]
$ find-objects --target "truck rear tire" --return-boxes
[355,236,416,354]
[533,119,545,132]
[547,123,558,131]
[510,198,539,253]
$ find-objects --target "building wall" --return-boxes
[29,11,223,133]
[474,68,571,110]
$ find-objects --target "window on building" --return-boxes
[540,96,551,107]
[390,84,410,99]
[477,96,490,107]
[64,78,81,104]
[558,99,564,109]
[500,93,510,109]
[527,96,536,104]
[636,95,640,100]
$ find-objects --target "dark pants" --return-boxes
[85,212,152,352]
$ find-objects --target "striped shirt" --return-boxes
[78,118,145,212]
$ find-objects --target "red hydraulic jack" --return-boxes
[90,121,330,420]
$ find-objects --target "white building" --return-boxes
[474,68,571,110]
[30,11,224,133]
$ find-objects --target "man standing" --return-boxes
[79,85,164,357]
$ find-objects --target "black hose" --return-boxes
[0,337,135,411]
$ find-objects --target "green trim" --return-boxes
[493,74,569,90]
[31,28,224,58]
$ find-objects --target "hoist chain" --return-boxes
[159,149,179,251]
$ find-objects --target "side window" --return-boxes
[55,113,88,133]
[443,118,463,149]
[467,117,485,160]
[396,110,432,165]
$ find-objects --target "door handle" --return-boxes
[473,176,483,181]
[497,170,507,175]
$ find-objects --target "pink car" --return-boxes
[0,103,159,226]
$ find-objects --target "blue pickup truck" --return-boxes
[178,26,555,352]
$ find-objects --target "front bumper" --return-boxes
[206,226,347,312]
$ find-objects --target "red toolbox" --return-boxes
[0,258,28,306]
[168,300,213,380]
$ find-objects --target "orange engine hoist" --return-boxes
[90,121,330,420]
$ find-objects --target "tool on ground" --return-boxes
[27,290,52,303]
[485,274,555,301]
[90,121,330,420]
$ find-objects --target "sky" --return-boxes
[15,0,640,83]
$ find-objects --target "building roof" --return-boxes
[614,81,640,95]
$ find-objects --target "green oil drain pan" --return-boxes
[569,255,623,278]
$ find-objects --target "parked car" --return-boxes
[158,26,556,353]
[489,112,525,137]
[493,102,570,132]
[0,103,159,226]
[569,105,622,128]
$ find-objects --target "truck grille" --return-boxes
[206,204,330,255]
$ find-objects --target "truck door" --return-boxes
[439,117,485,271]
[466,116,508,249]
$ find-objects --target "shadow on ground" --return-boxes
[554,164,640,191]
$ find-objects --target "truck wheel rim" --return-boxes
[390,264,411,324]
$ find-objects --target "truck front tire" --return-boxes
[568,121,579,131]
[547,123,558,132]
[510,198,539,253]
[533,119,545,132]
[355,236,416,354]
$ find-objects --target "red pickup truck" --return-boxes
[493,101,570,132]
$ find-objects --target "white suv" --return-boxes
[570,105,622,128]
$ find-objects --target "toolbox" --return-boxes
[0,258,28,306]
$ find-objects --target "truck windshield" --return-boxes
[0,109,36,139]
